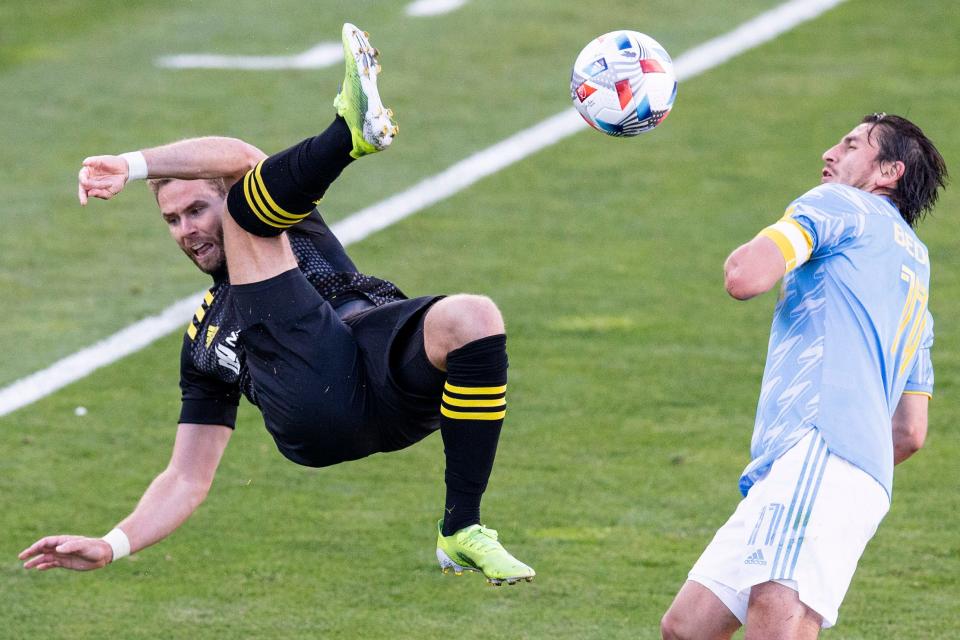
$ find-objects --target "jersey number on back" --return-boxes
[892,264,928,376]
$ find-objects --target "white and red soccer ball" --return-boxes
[570,30,677,137]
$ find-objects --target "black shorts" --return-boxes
[232,268,445,467]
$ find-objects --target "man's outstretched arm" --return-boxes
[19,423,232,571]
[78,137,266,204]
[723,235,788,300]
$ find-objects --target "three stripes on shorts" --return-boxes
[756,433,830,581]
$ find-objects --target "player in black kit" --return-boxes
[20,23,534,586]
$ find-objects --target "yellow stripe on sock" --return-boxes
[252,161,313,224]
[443,382,507,396]
[243,170,289,229]
[442,393,507,408]
[440,406,507,421]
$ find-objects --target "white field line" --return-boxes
[405,0,469,17]
[156,42,343,70]
[156,0,471,70]
[0,0,845,418]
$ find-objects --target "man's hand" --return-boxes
[19,535,113,571]
[78,155,130,205]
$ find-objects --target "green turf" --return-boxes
[2,0,959,638]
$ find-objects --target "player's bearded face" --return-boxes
[820,123,884,191]
[157,180,227,274]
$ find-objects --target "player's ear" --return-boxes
[878,160,905,188]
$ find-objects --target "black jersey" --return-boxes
[178,211,404,427]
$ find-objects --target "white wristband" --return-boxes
[102,527,131,562]
[119,151,148,182]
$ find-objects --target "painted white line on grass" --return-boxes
[156,0,469,71]
[156,42,342,70]
[0,297,200,416]
[673,0,847,79]
[0,0,845,418]
[405,0,469,17]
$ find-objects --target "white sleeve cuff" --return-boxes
[102,527,131,561]
[119,151,148,182]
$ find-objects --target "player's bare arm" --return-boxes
[20,423,231,571]
[723,235,787,300]
[79,137,266,205]
[892,393,928,464]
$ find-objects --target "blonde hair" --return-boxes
[147,177,229,202]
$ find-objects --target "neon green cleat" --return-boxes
[436,521,536,586]
[334,23,397,159]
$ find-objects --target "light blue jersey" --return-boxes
[740,183,934,499]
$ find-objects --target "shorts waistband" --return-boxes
[332,297,375,319]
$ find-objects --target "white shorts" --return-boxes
[688,429,889,628]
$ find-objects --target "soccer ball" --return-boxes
[570,30,677,136]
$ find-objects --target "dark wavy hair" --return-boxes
[862,113,948,227]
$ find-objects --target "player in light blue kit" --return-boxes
[661,114,947,640]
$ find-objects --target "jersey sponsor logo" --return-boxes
[216,330,240,375]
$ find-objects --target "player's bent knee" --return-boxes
[435,294,505,342]
[423,295,505,369]
[427,296,503,343]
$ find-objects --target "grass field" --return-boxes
[2,1,959,638]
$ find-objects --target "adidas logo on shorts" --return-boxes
[744,549,767,565]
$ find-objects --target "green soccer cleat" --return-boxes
[333,22,398,158]
[436,521,536,586]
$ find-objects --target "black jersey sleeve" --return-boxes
[296,210,359,273]
[178,334,241,428]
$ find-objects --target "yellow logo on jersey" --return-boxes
[205,325,220,348]
[187,289,216,342]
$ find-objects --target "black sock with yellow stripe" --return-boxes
[226,116,354,237]
[440,334,508,536]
